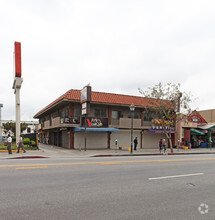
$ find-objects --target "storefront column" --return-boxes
[107,132,111,149]
[70,129,74,149]
[207,129,212,149]
[184,129,191,146]
[140,131,143,149]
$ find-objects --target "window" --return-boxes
[74,106,81,117]
[128,111,140,119]
[65,106,69,117]
[52,112,58,118]
[143,111,156,121]
[112,111,123,120]
[94,109,106,117]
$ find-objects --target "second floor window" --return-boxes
[112,111,123,120]
[94,109,106,117]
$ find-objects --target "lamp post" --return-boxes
[130,104,135,154]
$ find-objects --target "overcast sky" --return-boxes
[0,0,215,121]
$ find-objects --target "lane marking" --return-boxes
[16,166,48,170]
[0,158,215,168]
[149,173,204,180]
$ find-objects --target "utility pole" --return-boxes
[0,104,3,143]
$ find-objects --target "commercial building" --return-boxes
[34,89,175,150]
[176,110,215,148]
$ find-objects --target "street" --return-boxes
[0,154,215,220]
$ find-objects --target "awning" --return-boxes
[198,124,215,131]
[148,129,176,134]
[191,129,205,135]
[73,127,120,132]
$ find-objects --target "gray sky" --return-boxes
[0,0,215,121]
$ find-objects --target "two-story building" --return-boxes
[34,89,175,150]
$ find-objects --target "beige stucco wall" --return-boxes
[198,109,215,123]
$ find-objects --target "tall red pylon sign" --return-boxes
[13,41,23,145]
[14,42,22,77]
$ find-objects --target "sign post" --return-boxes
[81,85,91,151]
[12,42,23,145]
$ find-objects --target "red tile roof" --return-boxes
[34,89,160,118]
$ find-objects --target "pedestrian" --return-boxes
[17,135,26,153]
[159,139,162,153]
[162,139,166,153]
[7,134,12,154]
[134,137,138,150]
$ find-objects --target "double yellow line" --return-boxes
[0,157,215,170]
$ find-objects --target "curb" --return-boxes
[92,152,215,157]
[9,156,47,159]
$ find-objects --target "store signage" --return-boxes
[60,117,80,124]
[187,111,208,125]
[81,85,91,115]
[81,117,108,128]
[152,119,171,130]
[82,102,87,115]
[81,85,91,104]
[14,41,22,77]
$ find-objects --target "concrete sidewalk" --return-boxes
[0,143,215,159]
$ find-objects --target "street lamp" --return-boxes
[130,104,135,153]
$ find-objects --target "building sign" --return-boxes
[152,119,171,130]
[81,117,108,128]
[60,117,80,124]
[187,110,208,125]
[81,85,91,115]
[81,85,91,104]
[14,41,22,77]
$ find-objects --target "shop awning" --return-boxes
[198,124,215,131]
[73,127,120,132]
[191,129,205,135]
[148,129,176,134]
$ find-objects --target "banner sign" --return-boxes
[81,117,108,128]
[60,117,80,124]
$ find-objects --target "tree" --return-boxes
[3,122,28,136]
[139,82,193,153]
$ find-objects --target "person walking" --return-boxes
[162,138,166,153]
[17,135,26,153]
[159,139,162,153]
[7,134,12,154]
[134,137,138,150]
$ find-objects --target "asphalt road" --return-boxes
[0,154,215,220]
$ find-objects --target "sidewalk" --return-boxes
[0,143,215,159]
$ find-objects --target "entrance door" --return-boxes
[59,131,62,147]
[54,132,57,146]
